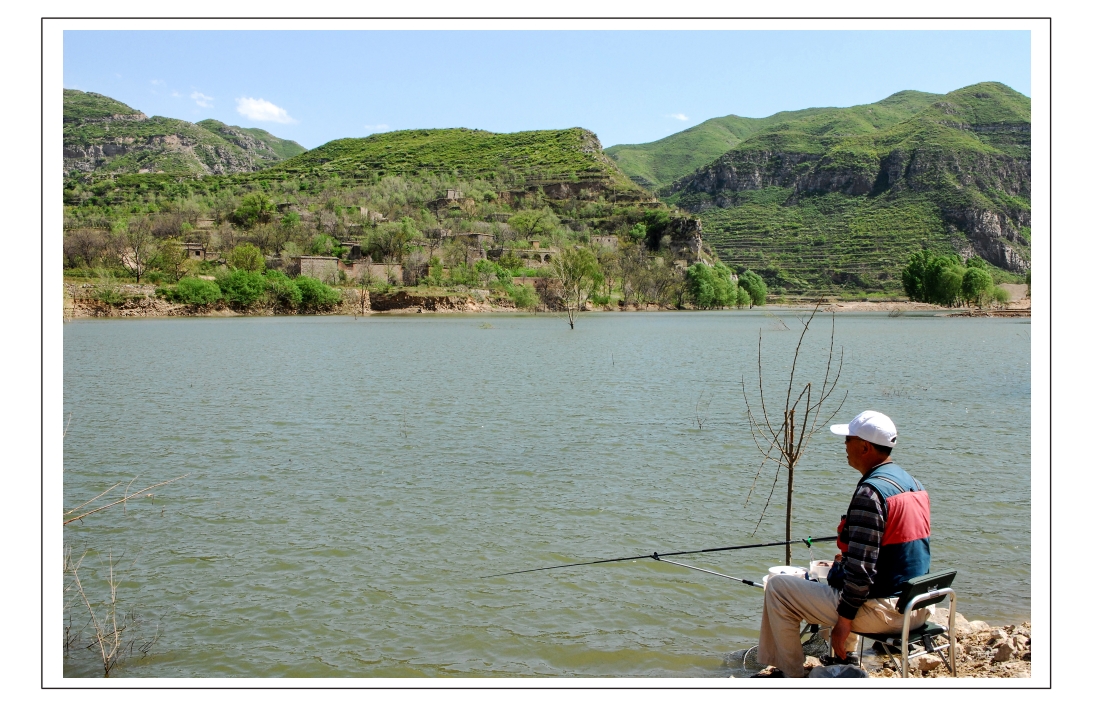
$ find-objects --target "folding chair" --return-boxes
[848,570,958,678]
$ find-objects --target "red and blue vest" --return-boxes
[836,463,931,598]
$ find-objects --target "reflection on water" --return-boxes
[63,312,1031,677]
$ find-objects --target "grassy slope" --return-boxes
[63,89,144,122]
[197,120,307,161]
[604,90,940,190]
[257,127,646,192]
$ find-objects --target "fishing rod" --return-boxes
[652,556,764,588]
[480,535,837,579]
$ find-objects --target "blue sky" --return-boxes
[63,30,1031,150]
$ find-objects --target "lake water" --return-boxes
[62,311,1031,677]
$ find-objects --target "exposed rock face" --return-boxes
[63,91,305,178]
[669,146,1029,273]
[664,216,704,262]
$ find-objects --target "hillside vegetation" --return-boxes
[605,90,940,191]
[64,94,721,312]
[63,89,305,178]
[649,82,1030,294]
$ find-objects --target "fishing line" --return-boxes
[481,535,836,579]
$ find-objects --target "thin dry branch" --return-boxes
[64,482,122,517]
[740,300,847,560]
[64,474,189,525]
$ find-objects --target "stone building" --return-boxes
[181,242,207,259]
[287,256,340,283]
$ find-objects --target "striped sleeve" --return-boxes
[837,483,886,620]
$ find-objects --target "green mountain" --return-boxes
[63,89,306,178]
[604,90,941,191]
[259,127,644,194]
[653,82,1030,292]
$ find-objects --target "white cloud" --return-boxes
[668,113,689,121]
[363,124,390,132]
[151,79,165,86]
[171,90,181,98]
[236,96,295,124]
[191,91,214,108]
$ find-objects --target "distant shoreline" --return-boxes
[64,281,1031,320]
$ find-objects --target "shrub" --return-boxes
[990,286,1010,305]
[296,275,341,311]
[265,270,302,309]
[736,287,751,309]
[92,284,126,306]
[169,277,223,306]
[510,284,539,311]
[217,269,268,308]
[229,243,266,272]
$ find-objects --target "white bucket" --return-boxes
[809,560,833,581]
[768,565,807,578]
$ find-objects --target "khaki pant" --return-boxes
[757,575,928,677]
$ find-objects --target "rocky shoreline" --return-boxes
[773,609,1031,679]
[63,284,1031,320]
[864,608,1031,678]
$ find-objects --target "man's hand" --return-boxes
[831,616,853,660]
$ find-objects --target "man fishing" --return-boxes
[755,410,932,678]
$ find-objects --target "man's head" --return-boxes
[830,410,897,474]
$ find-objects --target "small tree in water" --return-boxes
[552,246,603,329]
[742,304,847,565]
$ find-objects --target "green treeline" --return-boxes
[901,250,1011,307]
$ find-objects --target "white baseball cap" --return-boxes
[830,410,898,447]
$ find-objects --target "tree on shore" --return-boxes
[116,217,155,284]
[738,270,768,307]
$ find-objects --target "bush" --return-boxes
[510,284,539,311]
[92,284,126,306]
[217,269,268,308]
[990,286,1010,305]
[168,277,223,306]
[265,270,302,309]
[296,275,341,311]
[736,287,751,309]
[229,243,266,272]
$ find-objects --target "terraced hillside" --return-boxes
[63,89,305,178]
[605,90,940,191]
[659,82,1030,293]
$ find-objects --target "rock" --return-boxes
[993,640,1017,662]
[1013,634,1030,650]
[966,620,991,634]
[918,654,945,672]
[1022,651,1032,662]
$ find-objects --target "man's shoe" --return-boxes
[750,667,785,678]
